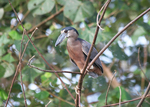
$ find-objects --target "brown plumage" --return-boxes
[55,27,103,78]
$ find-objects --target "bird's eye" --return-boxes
[64,30,68,33]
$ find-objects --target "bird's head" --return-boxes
[55,27,79,46]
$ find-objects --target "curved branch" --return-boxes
[101,94,150,107]
[87,7,150,70]
[7,0,75,105]
[27,7,64,33]
[75,0,111,106]
[27,55,81,74]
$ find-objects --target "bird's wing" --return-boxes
[78,38,103,73]
[70,58,77,66]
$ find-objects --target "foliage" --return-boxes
[0,0,150,106]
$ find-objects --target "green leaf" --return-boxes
[41,72,52,86]
[133,69,141,75]
[64,0,95,22]
[0,34,10,46]
[114,86,131,100]
[80,28,94,43]
[0,88,8,100]
[1,53,15,63]
[20,66,43,83]
[35,91,49,100]
[28,0,55,16]
[12,84,22,92]
[24,22,32,30]
[4,0,25,11]
[8,30,22,40]
[56,0,67,5]
[110,43,128,60]
[97,92,111,106]
[1,63,15,78]
[0,8,4,19]
[131,26,147,44]
[28,0,43,10]
[0,65,5,78]
[0,46,6,56]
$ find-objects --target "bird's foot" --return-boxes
[86,65,94,72]
[75,85,80,95]
[90,65,94,70]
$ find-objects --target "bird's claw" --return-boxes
[75,85,80,94]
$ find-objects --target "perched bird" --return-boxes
[55,27,103,78]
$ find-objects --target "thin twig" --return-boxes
[75,1,111,106]
[45,100,52,107]
[38,85,75,106]
[19,30,27,107]
[137,82,150,107]
[138,48,149,82]
[13,10,30,30]
[27,7,64,33]
[96,4,105,30]
[8,0,75,102]
[4,27,38,107]
[119,86,122,107]
[87,7,150,70]
[83,0,111,77]
[27,55,81,74]
[105,70,117,105]
[101,94,150,107]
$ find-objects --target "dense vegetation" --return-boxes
[0,0,150,106]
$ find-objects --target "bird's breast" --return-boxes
[67,40,85,70]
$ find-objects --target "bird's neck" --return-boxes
[67,37,78,45]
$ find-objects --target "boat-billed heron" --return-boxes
[55,27,103,78]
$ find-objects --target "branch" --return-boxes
[13,10,30,30]
[45,100,52,107]
[7,0,75,104]
[75,0,111,106]
[27,55,81,74]
[137,82,150,107]
[119,86,122,107]
[101,94,150,107]
[19,30,27,107]
[27,7,64,33]
[5,27,37,107]
[38,85,75,106]
[138,48,149,82]
[105,70,117,105]
[87,7,150,70]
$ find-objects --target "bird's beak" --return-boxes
[55,33,67,46]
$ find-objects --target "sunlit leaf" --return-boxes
[8,30,22,40]
[0,8,4,19]
[0,46,6,56]
[0,34,10,46]
[24,22,32,30]
[0,88,8,100]
[1,63,15,78]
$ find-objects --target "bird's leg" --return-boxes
[86,65,94,72]
[75,85,80,94]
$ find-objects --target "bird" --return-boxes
[55,27,103,78]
